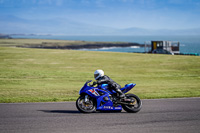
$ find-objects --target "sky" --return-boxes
[0,0,200,31]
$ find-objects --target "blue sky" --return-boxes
[0,0,200,30]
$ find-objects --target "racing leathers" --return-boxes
[95,75,125,98]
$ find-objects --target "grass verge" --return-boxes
[0,40,200,103]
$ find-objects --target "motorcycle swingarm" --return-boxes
[117,99,135,105]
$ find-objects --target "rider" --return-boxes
[93,69,125,98]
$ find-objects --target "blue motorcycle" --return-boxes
[76,80,142,113]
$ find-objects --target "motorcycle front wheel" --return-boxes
[76,95,96,113]
[122,94,142,113]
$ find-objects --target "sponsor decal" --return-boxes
[103,106,114,110]
[88,89,99,96]
[115,107,121,109]
[104,106,111,109]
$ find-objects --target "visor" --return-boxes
[94,74,99,79]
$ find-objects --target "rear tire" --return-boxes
[76,96,96,113]
[122,94,142,113]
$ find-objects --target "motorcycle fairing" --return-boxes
[96,103,122,111]
[121,83,136,93]
[95,89,122,111]
[100,84,116,94]
[80,86,122,111]
[88,89,100,96]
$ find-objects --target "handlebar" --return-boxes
[86,80,93,87]
[86,80,96,87]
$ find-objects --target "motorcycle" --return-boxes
[76,80,142,113]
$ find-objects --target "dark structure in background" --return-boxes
[145,41,180,55]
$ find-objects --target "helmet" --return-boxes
[94,69,104,80]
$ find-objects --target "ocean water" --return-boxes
[11,35,200,54]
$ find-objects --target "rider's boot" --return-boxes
[116,89,125,99]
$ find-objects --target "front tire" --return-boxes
[76,95,96,113]
[122,94,142,113]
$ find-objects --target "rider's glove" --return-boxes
[93,81,97,86]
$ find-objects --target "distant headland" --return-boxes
[0,34,12,39]
[0,38,146,50]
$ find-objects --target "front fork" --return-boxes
[84,95,89,103]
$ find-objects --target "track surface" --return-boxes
[0,98,200,133]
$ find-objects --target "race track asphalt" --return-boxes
[0,98,200,133]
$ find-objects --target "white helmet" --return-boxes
[94,69,104,80]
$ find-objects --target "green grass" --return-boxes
[0,39,200,103]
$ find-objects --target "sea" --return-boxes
[11,35,200,55]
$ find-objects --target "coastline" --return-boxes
[22,42,145,49]
[0,38,145,49]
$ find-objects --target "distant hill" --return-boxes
[116,27,200,35]
[0,15,200,35]
[0,34,12,39]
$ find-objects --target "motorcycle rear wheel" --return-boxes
[76,96,96,113]
[122,94,142,113]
